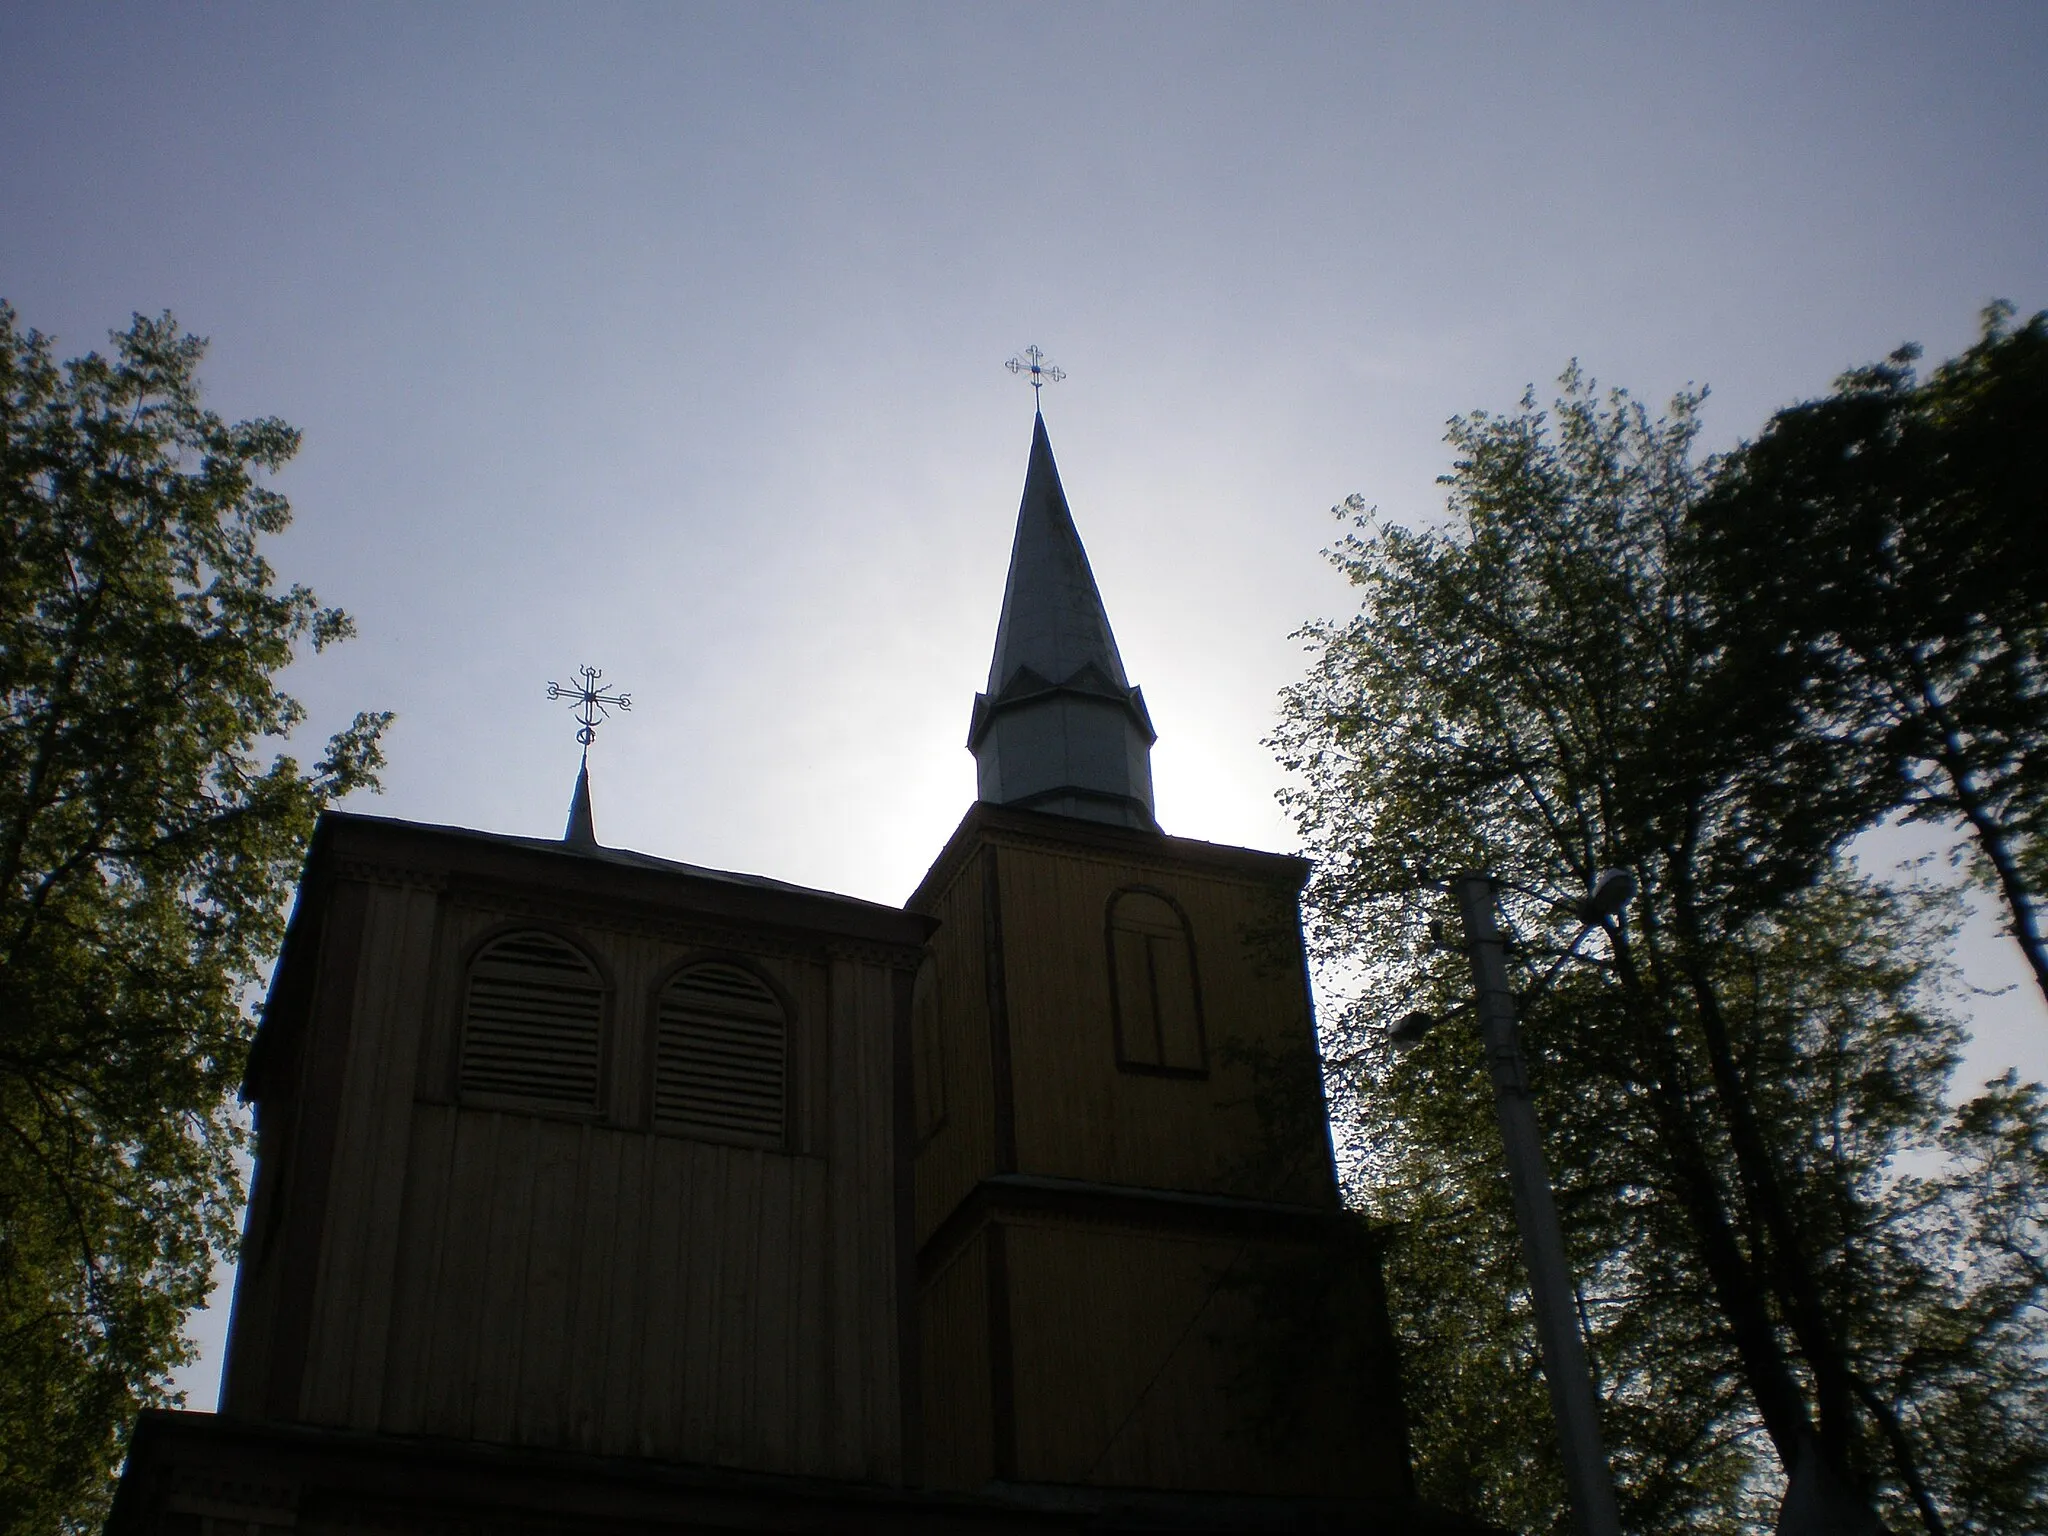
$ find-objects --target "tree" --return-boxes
[1272,366,2048,1533]
[1693,305,2048,1008]
[0,305,389,1532]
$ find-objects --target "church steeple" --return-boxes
[967,412,1157,829]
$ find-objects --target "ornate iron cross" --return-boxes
[547,665,632,758]
[1006,345,1066,407]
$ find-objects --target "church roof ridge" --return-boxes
[314,808,903,911]
[906,801,1311,916]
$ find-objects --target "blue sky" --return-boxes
[5,1,2045,1406]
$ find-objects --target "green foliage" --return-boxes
[1274,361,2048,1533]
[1694,304,2048,1006]
[0,304,389,1532]
[1868,1070,2048,1530]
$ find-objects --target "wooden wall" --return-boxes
[910,808,1408,1498]
[220,807,1412,1508]
[1003,1219,1404,1494]
[222,829,919,1487]
[916,1201,1411,1499]
[912,815,1338,1217]
[374,1105,850,1470]
[918,1227,995,1490]
[913,849,998,1250]
[994,836,1333,1205]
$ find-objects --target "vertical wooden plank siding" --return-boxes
[564,1123,619,1448]
[791,1153,828,1472]
[370,956,883,1474]
[233,823,928,1488]
[979,850,1018,1175]
[261,880,369,1423]
[650,1129,693,1457]
[714,1145,758,1463]
[908,818,1407,1499]
[989,835,1332,1206]
[222,808,1431,1518]
[1004,1223,1253,1490]
[316,884,438,1426]
[891,957,922,1488]
[913,860,995,1251]
[418,1105,492,1435]
[760,1148,797,1468]
[984,1220,1017,1482]
[824,954,902,1483]
[378,1101,456,1432]
[598,1129,653,1456]
[472,1111,538,1443]
[918,1231,993,1491]
[514,1119,581,1444]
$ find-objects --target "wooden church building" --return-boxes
[108,415,1495,1534]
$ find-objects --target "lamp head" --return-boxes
[1388,1010,1437,1051]
[1579,868,1637,923]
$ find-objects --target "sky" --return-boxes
[4,2,2045,1410]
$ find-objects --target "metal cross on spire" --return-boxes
[1006,345,1066,409]
[546,665,632,761]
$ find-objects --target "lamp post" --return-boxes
[1396,871,1630,1536]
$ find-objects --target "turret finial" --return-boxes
[546,665,631,847]
[1005,345,1066,411]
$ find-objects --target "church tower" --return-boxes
[910,413,1414,1495]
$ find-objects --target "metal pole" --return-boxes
[1454,872,1623,1536]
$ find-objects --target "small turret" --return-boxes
[546,664,630,850]
[564,760,597,846]
[968,412,1156,829]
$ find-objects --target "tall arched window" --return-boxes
[459,930,605,1113]
[654,961,787,1147]
[1106,888,1206,1075]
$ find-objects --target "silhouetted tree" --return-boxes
[1695,304,2048,1009]
[1274,361,2048,1533]
[0,305,389,1531]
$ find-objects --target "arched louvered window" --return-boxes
[1107,889,1206,1075]
[654,962,787,1147]
[459,930,605,1113]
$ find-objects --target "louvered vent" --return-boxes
[655,962,786,1145]
[459,931,604,1112]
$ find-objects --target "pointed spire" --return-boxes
[564,760,597,847]
[984,413,1134,697]
[969,412,1157,829]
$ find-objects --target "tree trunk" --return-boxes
[1664,883,1897,1516]
[1608,939,1823,1472]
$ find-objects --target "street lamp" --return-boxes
[1579,867,1639,923]
[1392,871,1630,1536]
